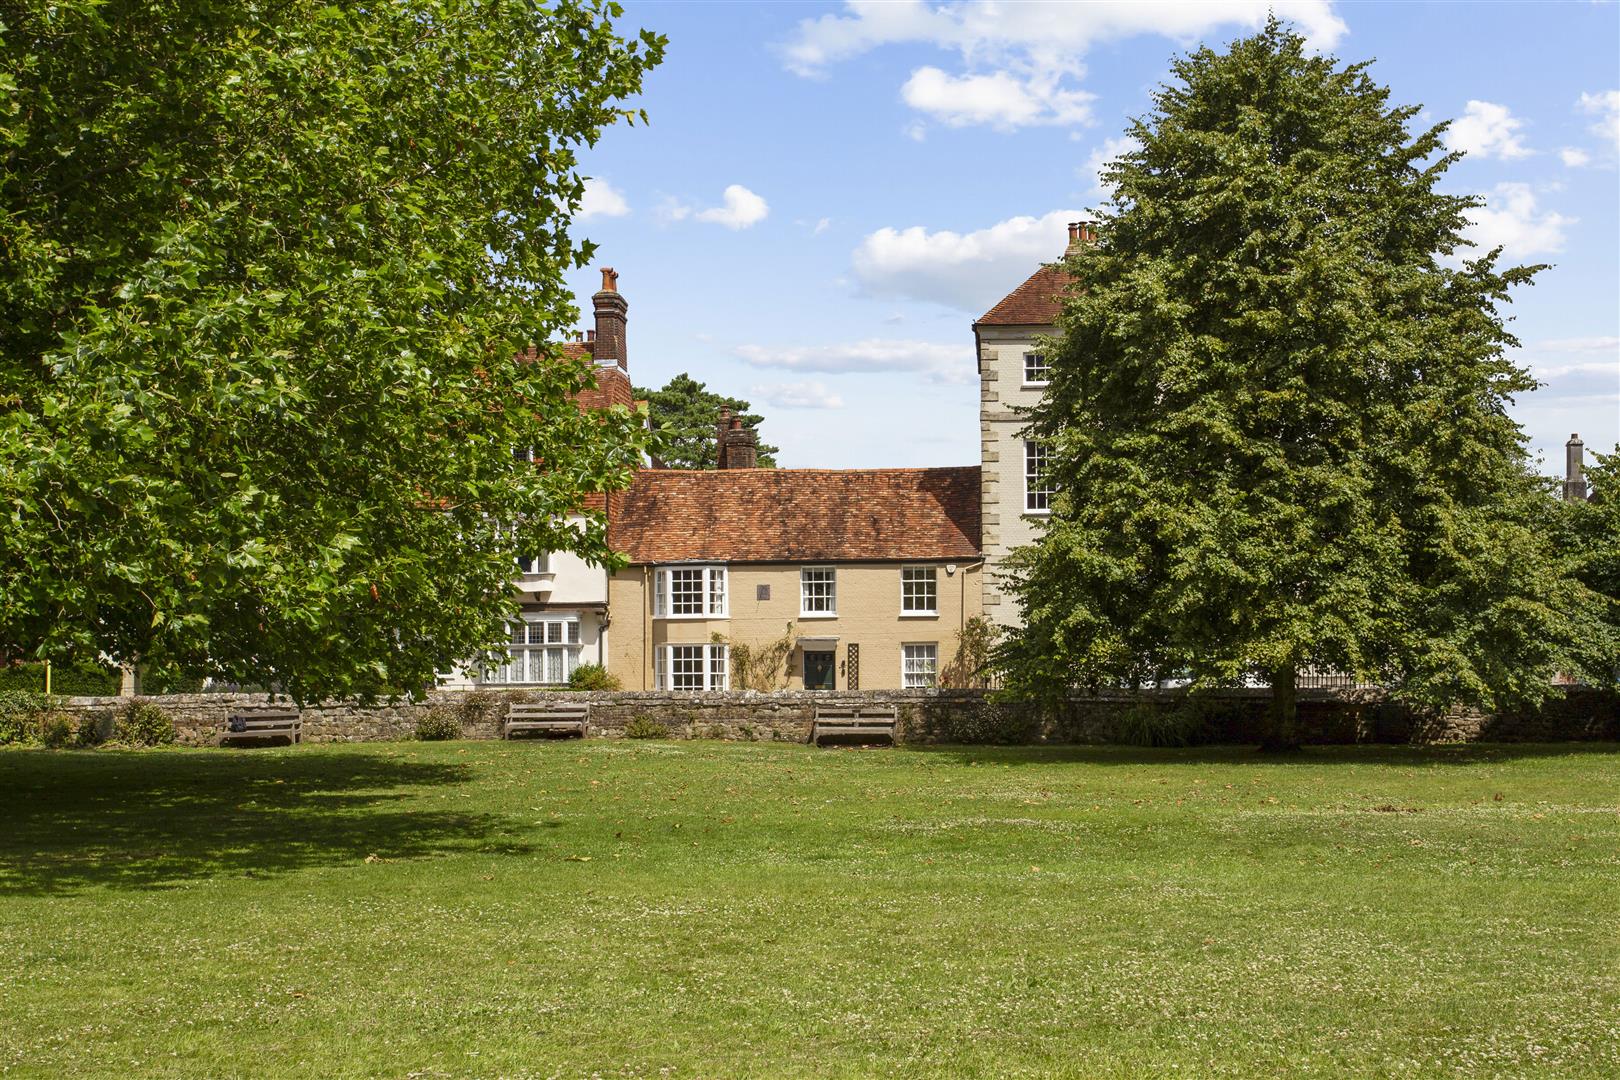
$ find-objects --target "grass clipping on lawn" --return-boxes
[1,740,1617,1078]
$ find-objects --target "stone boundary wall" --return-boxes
[58,686,1619,747]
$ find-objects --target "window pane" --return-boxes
[567,621,581,645]
[901,567,937,612]
[1026,440,1052,511]
[546,648,564,684]
[801,567,835,613]
[709,568,726,615]
[709,645,728,691]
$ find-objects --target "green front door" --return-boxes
[804,650,835,691]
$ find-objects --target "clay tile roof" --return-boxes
[976,263,1073,326]
[610,467,982,563]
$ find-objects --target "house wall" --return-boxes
[607,561,983,691]
[977,323,1058,628]
[438,515,610,689]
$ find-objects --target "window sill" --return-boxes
[899,611,939,619]
[798,612,838,620]
[1020,382,1051,390]
[1023,509,1051,518]
[654,613,728,620]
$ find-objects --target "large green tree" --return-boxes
[1557,449,1620,684]
[999,20,1604,747]
[0,1,663,699]
[634,373,778,469]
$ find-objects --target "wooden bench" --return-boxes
[221,708,302,747]
[810,704,898,747]
[504,702,589,740]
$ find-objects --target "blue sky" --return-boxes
[561,0,1619,474]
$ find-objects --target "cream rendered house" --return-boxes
[972,222,1089,628]
[604,451,983,691]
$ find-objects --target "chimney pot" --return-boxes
[1565,433,1588,502]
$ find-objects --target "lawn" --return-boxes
[2,740,1617,1079]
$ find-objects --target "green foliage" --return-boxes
[113,700,177,746]
[1107,701,1208,748]
[1556,449,1620,684]
[414,709,461,742]
[36,713,75,749]
[622,714,668,739]
[0,689,52,744]
[633,374,779,469]
[568,663,621,691]
[0,661,119,696]
[1000,19,1605,743]
[940,617,1000,689]
[0,1,665,702]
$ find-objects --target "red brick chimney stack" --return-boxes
[723,416,758,470]
[591,267,627,370]
[716,406,732,468]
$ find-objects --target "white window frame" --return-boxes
[1023,351,1051,386]
[1025,439,1053,515]
[900,565,938,616]
[901,643,938,689]
[481,615,582,685]
[655,643,730,691]
[653,565,728,619]
[799,566,837,618]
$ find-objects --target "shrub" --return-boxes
[0,661,120,696]
[568,663,621,691]
[415,708,462,741]
[0,689,52,744]
[113,700,178,747]
[453,688,534,732]
[37,713,76,749]
[1108,699,1208,747]
[622,714,668,739]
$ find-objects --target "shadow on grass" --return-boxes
[902,741,1620,768]
[0,748,532,896]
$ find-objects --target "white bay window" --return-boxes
[483,616,581,685]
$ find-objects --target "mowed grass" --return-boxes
[1,740,1618,1079]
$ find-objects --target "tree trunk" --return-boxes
[1260,664,1300,752]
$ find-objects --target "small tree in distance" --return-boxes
[998,19,1606,748]
[635,373,779,469]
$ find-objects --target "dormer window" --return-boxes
[1023,352,1051,385]
[516,552,550,577]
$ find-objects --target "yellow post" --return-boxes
[44,660,52,696]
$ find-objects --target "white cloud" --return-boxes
[737,338,974,385]
[657,185,769,230]
[780,1,1347,131]
[901,66,1094,129]
[577,178,629,219]
[1516,336,1620,380]
[1445,100,1531,161]
[1578,89,1620,147]
[1081,134,1141,197]
[852,208,1083,311]
[750,381,847,410]
[695,184,769,230]
[1560,147,1591,168]
[814,217,832,235]
[1461,183,1574,260]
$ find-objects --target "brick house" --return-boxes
[973,222,1088,627]
[603,448,983,691]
